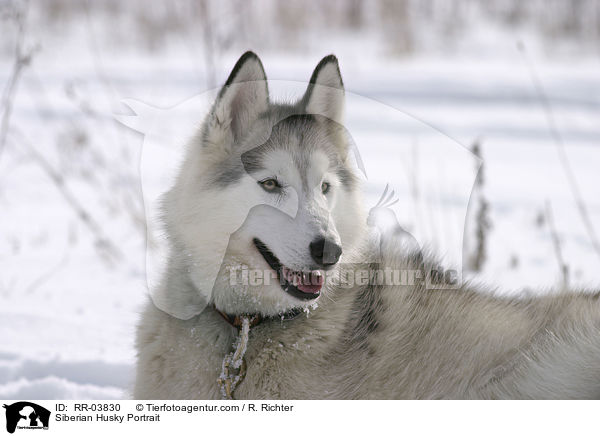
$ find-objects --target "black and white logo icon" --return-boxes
[3,402,50,434]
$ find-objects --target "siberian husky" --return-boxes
[134,52,600,399]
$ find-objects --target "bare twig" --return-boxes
[520,42,600,264]
[82,1,129,153]
[0,0,32,160]
[24,70,146,240]
[198,0,217,90]
[79,2,147,238]
[10,128,123,265]
[466,139,491,272]
[545,200,569,290]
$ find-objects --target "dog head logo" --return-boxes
[3,402,50,433]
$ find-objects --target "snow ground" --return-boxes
[1,17,600,399]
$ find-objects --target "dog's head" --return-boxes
[162,52,366,317]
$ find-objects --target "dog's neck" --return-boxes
[212,304,304,329]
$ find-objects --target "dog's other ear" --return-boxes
[207,51,269,150]
[302,55,345,124]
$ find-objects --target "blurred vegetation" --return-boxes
[1,0,599,57]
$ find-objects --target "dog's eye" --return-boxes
[259,178,280,192]
[321,182,330,194]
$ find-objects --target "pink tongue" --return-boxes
[296,273,324,294]
[297,283,323,294]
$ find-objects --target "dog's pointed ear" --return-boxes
[208,51,269,148]
[302,55,345,124]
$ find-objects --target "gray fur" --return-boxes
[135,245,600,399]
[134,52,600,400]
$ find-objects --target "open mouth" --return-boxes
[253,238,324,300]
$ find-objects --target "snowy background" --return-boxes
[1,0,599,399]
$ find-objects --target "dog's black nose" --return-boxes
[310,238,342,267]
